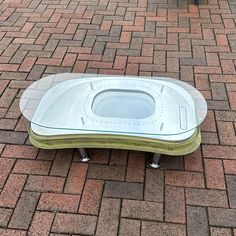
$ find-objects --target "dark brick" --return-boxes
[144,169,164,202]
[226,175,236,208]
[88,164,125,181]
[96,198,121,235]
[187,206,209,236]
[121,199,163,221]
[52,213,97,235]
[0,207,12,227]
[142,222,186,236]
[208,208,236,227]
[104,181,143,199]
[9,191,40,230]
[165,186,185,223]
[185,188,228,207]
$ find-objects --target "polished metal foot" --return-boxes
[79,148,90,162]
[149,153,161,168]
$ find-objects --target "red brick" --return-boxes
[0,64,19,72]
[0,174,27,208]
[201,110,216,132]
[38,193,80,213]
[28,211,54,236]
[64,163,88,194]
[194,66,221,74]
[184,147,203,172]
[204,159,225,189]
[216,34,228,46]
[165,171,205,188]
[100,20,112,31]
[25,175,65,193]
[13,160,51,175]
[221,59,236,74]
[228,92,236,110]
[114,55,127,69]
[224,160,236,174]
[61,53,77,67]
[19,57,37,72]
[126,151,145,182]
[217,122,236,145]
[52,213,97,235]
[109,149,128,165]
[0,158,15,188]
[79,179,103,215]
[73,60,87,72]
[165,186,185,223]
[2,145,38,159]
[36,58,62,66]
[85,148,109,164]
[120,31,131,43]
[203,145,236,159]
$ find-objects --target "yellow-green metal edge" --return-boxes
[29,126,201,156]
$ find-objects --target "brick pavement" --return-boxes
[0,0,236,235]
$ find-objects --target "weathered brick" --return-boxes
[52,213,97,235]
[9,191,40,230]
[79,179,103,215]
[96,198,120,236]
[0,229,26,236]
[121,199,163,221]
[109,149,128,165]
[38,193,80,213]
[210,227,232,236]
[104,181,143,199]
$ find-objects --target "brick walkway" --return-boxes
[0,0,236,235]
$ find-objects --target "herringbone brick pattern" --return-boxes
[0,0,236,235]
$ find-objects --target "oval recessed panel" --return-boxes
[91,89,155,119]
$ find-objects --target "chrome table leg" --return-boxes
[79,148,90,162]
[149,153,161,168]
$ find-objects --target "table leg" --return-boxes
[79,148,90,162]
[149,153,161,168]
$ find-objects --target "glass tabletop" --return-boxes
[20,73,207,136]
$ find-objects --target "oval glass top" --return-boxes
[19,73,207,136]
